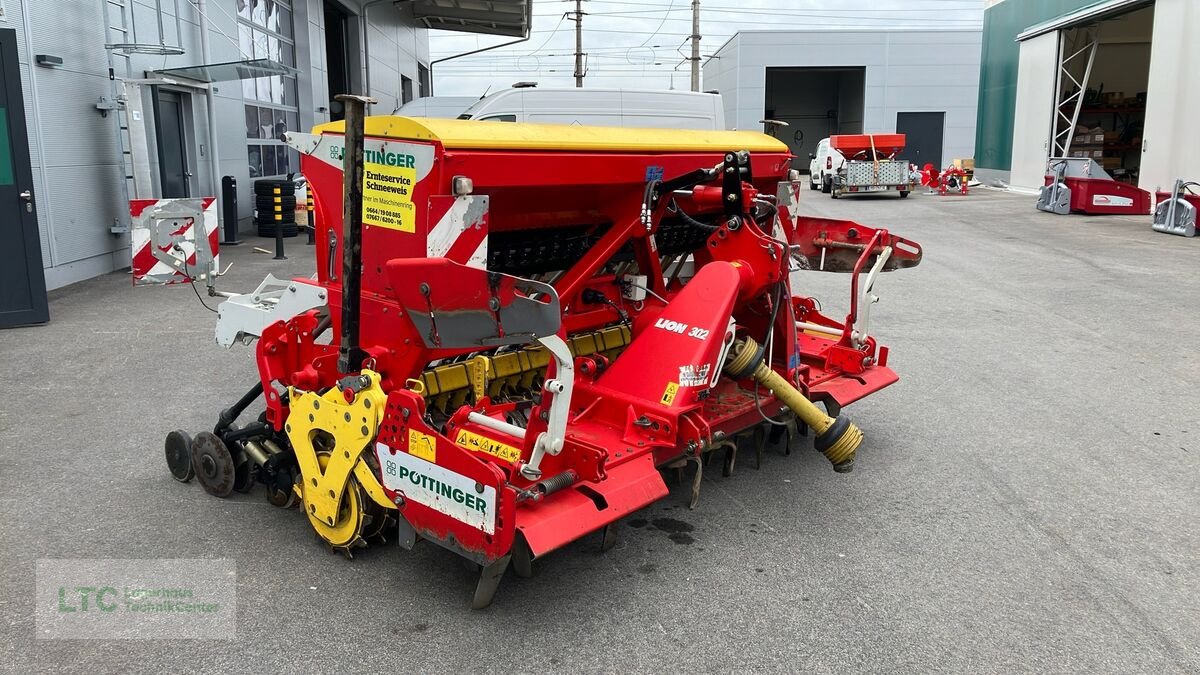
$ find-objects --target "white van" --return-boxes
[454,86,725,130]
[808,137,846,193]
[393,96,478,119]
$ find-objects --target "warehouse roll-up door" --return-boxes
[1009,31,1059,192]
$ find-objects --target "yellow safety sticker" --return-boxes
[362,162,416,232]
[455,429,522,463]
[660,382,679,405]
[407,428,437,462]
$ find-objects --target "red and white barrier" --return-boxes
[130,197,219,285]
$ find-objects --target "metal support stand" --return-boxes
[336,94,376,375]
[221,176,241,245]
[273,219,287,260]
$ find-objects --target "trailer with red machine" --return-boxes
[829,134,910,199]
[162,101,922,609]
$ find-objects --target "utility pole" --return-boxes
[689,0,701,91]
[570,0,586,87]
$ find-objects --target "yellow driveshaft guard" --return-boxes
[726,337,863,471]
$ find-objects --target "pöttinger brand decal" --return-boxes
[376,442,496,533]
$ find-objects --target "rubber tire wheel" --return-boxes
[256,199,297,210]
[254,180,295,197]
[254,188,296,198]
[164,430,195,482]
[900,190,910,199]
[257,226,300,238]
[809,177,819,190]
[821,176,832,194]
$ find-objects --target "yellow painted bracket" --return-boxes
[468,355,491,402]
[285,370,394,527]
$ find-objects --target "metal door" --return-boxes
[896,112,945,169]
[0,28,48,327]
[1010,31,1060,192]
[154,89,190,198]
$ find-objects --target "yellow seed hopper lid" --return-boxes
[312,116,790,154]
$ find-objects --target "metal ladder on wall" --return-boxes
[102,0,136,233]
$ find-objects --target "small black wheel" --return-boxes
[164,430,194,482]
[900,190,910,199]
[808,177,819,191]
[191,431,236,498]
[821,176,832,194]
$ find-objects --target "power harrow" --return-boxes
[164,96,922,608]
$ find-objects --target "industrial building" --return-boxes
[975,0,1197,194]
[0,0,528,326]
[703,29,982,173]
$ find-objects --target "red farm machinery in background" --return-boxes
[163,97,922,608]
[1038,157,1150,216]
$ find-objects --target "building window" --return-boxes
[402,75,414,105]
[237,0,299,178]
[418,63,430,97]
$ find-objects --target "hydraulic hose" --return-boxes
[725,336,862,472]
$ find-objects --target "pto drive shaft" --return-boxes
[725,337,862,472]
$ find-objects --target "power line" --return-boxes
[638,0,676,48]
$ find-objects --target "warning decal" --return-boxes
[455,429,522,463]
[408,428,437,462]
[363,162,416,232]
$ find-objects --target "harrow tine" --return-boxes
[687,454,703,510]
[768,423,787,445]
[753,425,766,470]
[471,555,512,610]
[599,522,619,553]
[721,441,737,478]
[512,534,534,578]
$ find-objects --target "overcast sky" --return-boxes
[429,0,984,96]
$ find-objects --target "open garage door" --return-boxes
[764,67,865,170]
[1009,31,1059,192]
[1013,2,1156,192]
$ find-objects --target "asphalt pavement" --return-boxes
[1,187,1196,672]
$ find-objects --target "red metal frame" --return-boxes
[938,167,969,196]
[1044,173,1150,215]
[255,128,921,567]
